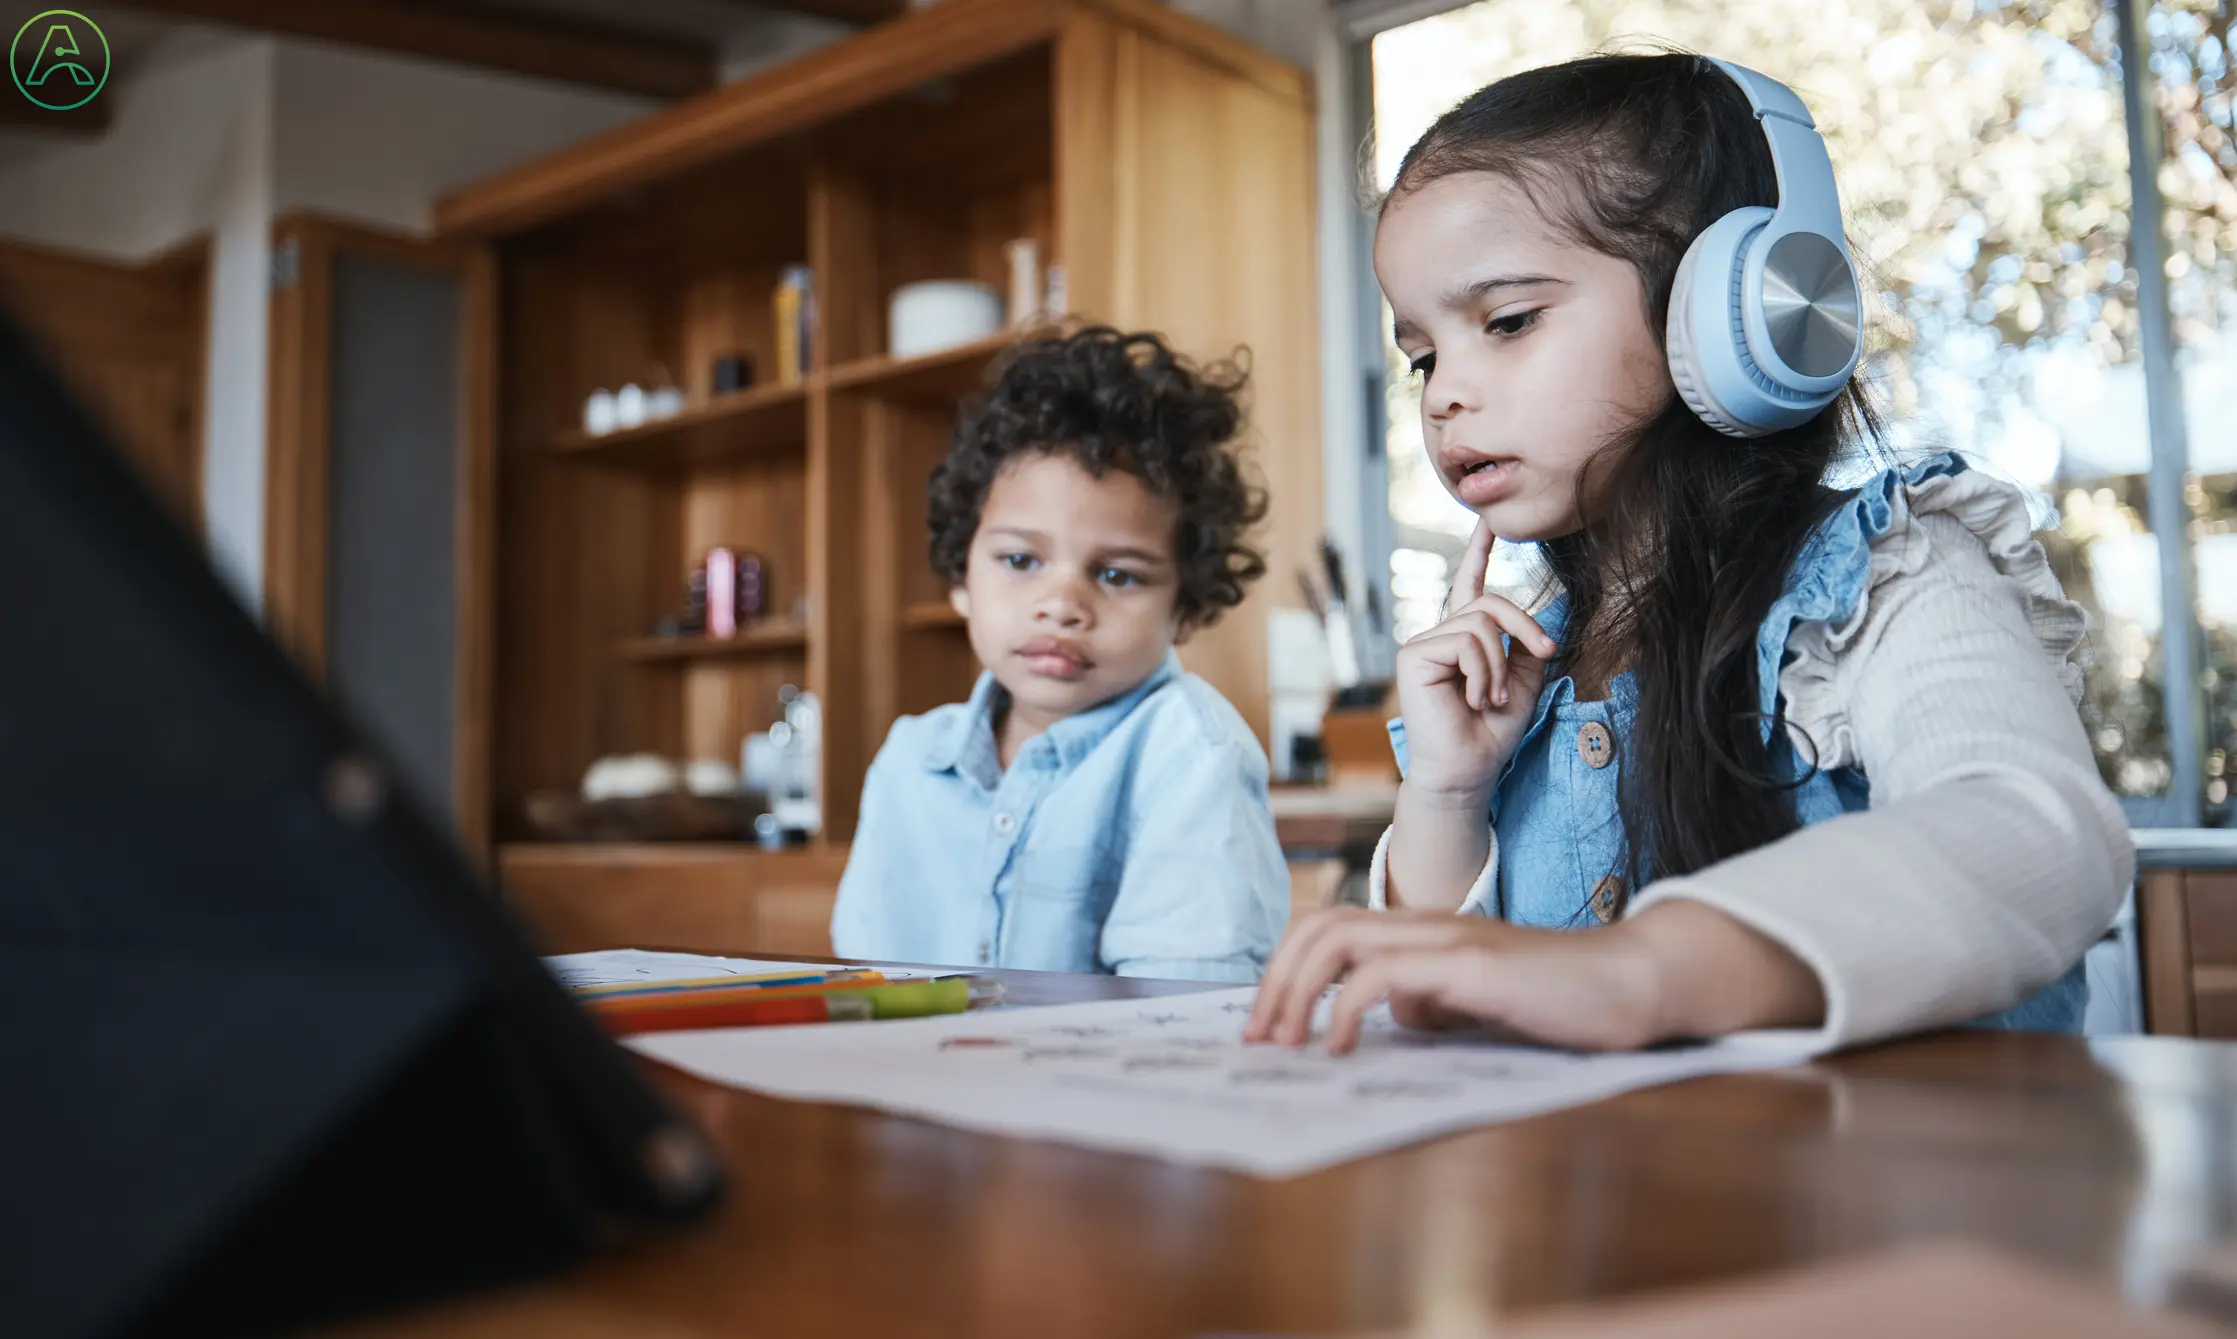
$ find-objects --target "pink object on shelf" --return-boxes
[707,548,737,639]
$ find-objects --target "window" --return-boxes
[1348,0,2234,824]
[2153,0,2237,816]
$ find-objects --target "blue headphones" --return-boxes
[1666,59,1864,438]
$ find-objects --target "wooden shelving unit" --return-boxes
[496,841,852,958]
[900,601,966,631]
[551,339,1006,472]
[552,381,809,469]
[822,331,1015,401]
[615,618,811,662]
[445,0,1320,926]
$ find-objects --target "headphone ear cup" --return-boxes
[1666,233,1735,437]
[1666,211,1763,438]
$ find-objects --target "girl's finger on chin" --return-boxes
[1450,516,1495,611]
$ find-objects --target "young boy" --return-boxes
[829,326,1288,982]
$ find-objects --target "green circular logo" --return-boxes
[11,10,108,112]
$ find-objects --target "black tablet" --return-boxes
[0,315,722,1339]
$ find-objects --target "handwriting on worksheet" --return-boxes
[629,987,1821,1177]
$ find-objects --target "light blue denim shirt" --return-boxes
[1392,454,2088,1033]
[830,651,1288,982]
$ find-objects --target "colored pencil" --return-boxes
[574,968,883,1000]
[594,978,973,1036]
[590,974,900,1015]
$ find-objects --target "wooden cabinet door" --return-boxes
[1054,8,1321,748]
[0,236,208,532]
[265,214,497,859]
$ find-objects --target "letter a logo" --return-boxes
[12,11,109,112]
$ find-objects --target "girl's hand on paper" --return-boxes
[1241,901,1825,1055]
[1243,909,1663,1054]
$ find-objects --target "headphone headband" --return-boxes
[1711,59,1846,245]
[1664,58,1864,436]
[1706,57,1816,128]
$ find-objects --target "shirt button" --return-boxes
[1577,721,1613,769]
[978,939,991,962]
[1591,875,1625,923]
[993,811,1017,835]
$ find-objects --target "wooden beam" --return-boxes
[113,0,714,99]
[0,96,111,136]
[436,0,1063,238]
[1079,0,1310,105]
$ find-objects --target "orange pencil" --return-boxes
[594,978,975,1036]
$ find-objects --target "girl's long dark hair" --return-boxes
[1387,52,1883,905]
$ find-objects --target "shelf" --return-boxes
[545,335,1010,468]
[900,600,966,630]
[616,618,809,662]
[552,382,808,468]
[823,331,1016,403]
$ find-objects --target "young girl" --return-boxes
[1244,53,2131,1054]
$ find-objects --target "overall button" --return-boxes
[1590,875,1625,923]
[993,811,1017,835]
[1577,721,1613,769]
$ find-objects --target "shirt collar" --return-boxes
[1533,586,1573,644]
[921,669,1007,782]
[921,650,1183,779]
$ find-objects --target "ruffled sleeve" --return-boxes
[1769,454,2087,769]
[1629,452,2131,1049]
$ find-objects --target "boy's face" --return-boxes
[953,452,1184,725]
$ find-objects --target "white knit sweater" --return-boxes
[1367,467,2134,1050]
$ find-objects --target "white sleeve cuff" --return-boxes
[1366,823,1499,916]
[1626,878,1847,1053]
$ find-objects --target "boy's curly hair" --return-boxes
[927,326,1269,633]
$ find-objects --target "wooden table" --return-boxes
[2135,830,2237,1038]
[337,965,2237,1339]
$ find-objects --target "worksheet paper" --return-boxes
[542,948,938,990]
[627,986,1823,1178]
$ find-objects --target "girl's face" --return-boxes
[1375,171,1674,542]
